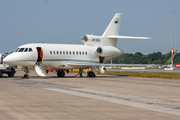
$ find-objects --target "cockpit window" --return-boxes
[29,48,33,52]
[15,48,20,52]
[24,48,28,52]
[19,48,25,52]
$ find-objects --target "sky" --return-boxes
[0,0,180,54]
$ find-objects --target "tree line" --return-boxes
[111,51,180,64]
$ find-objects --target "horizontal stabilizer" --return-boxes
[107,35,151,39]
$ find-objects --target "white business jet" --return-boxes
[3,13,150,78]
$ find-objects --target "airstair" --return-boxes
[34,62,48,77]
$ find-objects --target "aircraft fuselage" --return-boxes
[4,43,113,69]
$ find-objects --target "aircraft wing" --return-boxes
[68,50,177,68]
[107,35,151,39]
[67,63,160,67]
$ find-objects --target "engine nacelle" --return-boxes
[100,66,106,74]
[81,35,102,45]
[95,46,121,57]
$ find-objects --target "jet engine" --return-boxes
[95,46,121,57]
[81,35,101,45]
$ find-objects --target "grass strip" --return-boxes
[99,71,180,80]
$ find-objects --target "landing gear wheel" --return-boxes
[88,71,96,77]
[0,70,2,78]
[57,70,65,77]
[24,74,29,79]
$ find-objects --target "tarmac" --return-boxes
[0,70,180,120]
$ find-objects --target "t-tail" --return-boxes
[81,13,151,47]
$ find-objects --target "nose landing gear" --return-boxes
[24,74,29,79]
[23,67,29,79]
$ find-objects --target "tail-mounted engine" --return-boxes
[95,46,121,57]
[81,35,102,46]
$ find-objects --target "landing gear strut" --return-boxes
[57,69,65,77]
[23,67,29,79]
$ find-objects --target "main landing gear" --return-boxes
[57,69,65,77]
[87,67,96,77]
[23,67,29,79]
[56,68,96,78]
[87,71,96,77]
[77,69,96,77]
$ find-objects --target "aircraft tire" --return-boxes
[0,70,2,78]
[24,74,29,79]
[57,70,65,77]
[88,71,96,77]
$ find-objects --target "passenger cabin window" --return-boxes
[24,48,28,52]
[19,48,24,52]
[49,50,87,56]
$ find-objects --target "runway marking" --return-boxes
[44,88,180,116]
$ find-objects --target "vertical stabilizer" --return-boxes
[102,13,122,37]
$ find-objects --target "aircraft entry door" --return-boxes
[36,47,43,62]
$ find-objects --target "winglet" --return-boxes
[163,50,178,65]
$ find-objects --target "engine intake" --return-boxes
[96,47,103,56]
[81,35,102,45]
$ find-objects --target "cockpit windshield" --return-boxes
[24,48,28,52]
[15,48,33,52]
[19,48,25,52]
[29,48,33,52]
[15,48,20,52]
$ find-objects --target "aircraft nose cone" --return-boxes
[3,55,12,64]
[3,53,18,66]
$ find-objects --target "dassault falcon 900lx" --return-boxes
[3,13,150,78]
